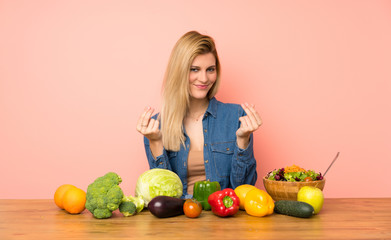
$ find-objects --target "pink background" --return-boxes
[1,1,390,199]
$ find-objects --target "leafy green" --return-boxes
[135,169,183,205]
[267,168,322,182]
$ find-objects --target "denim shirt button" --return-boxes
[204,129,207,132]
[205,160,209,163]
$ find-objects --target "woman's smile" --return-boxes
[189,53,217,99]
[194,84,209,89]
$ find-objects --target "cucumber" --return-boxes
[274,200,314,218]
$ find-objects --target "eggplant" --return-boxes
[148,196,185,218]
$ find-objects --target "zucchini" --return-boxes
[274,200,314,218]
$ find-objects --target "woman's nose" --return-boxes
[198,71,208,82]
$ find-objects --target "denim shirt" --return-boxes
[144,97,257,198]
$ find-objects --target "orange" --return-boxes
[234,184,257,210]
[62,187,86,214]
[54,184,77,209]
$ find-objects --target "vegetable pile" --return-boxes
[266,164,323,182]
[57,166,325,220]
[85,172,144,219]
[81,169,183,219]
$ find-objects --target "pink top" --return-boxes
[187,150,206,195]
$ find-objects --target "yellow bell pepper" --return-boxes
[244,188,274,217]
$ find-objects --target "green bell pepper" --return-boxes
[193,180,221,210]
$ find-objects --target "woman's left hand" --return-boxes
[236,103,262,149]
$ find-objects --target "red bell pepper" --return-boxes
[207,188,240,217]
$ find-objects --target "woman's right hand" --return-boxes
[136,107,162,142]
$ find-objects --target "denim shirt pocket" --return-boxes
[210,141,235,179]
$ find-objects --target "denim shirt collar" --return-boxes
[206,97,218,118]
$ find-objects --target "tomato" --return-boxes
[304,177,313,182]
[183,199,202,218]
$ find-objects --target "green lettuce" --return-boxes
[135,169,183,205]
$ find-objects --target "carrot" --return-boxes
[284,165,307,173]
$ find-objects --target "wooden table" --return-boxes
[0,198,390,239]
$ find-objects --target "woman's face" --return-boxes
[188,53,217,100]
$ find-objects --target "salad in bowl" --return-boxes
[266,164,323,182]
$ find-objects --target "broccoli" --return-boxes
[119,195,145,217]
[128,195,145,213]
[85,172,124,219]
[119,199,136,217]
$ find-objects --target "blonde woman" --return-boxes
[136,31,262,198]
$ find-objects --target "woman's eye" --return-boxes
[190,68,198,72]
[207,68,216,72]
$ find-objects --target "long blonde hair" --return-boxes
[161,31,221,151]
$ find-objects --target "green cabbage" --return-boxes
[135,169,183,204]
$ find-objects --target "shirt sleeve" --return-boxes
[229,106,258,188]
[143,135,173,170]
